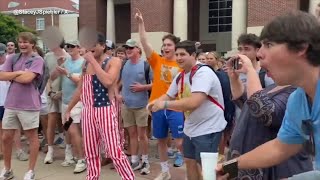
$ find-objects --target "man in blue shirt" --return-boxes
[217,11,320,180]
[118,39,153,175]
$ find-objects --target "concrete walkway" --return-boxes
[2,139,186,180]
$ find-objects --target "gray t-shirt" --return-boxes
[167,66,227,137]
[239,69,274,87]
[45,51,70,92]
[121,59,153,108]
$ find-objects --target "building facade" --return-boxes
[0,0,79,52]
[80,0,320,54]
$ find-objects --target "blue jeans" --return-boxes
[183,132,222,164]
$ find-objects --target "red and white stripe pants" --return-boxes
[81,105,134,180]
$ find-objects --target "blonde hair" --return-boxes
[206,51,220,60]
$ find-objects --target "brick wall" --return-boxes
[248,0,299,27]
[187,0,200,41]
[79,0,106,34]
[131,0,173,33]
[115,3,131,43]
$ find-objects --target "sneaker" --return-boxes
[167,151,175,159]
[0,168,14,180]
[131,161,142,171]
[20,135,27,141]
[16,150,29,161]
[140,162,150,175]
[58,142,66,149]
[40,139,47,148]
[173,152,184,167]
[54,137,64,145]
[61,158,76,167]
[150,136,157,140]
[44,151,53,164]
[154,171,171,180]
[23,170,35,180]
[74,160,86,174]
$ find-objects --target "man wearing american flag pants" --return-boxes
[65,33,134,180]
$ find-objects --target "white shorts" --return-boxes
[40,103,48,116]
[61,102,82,124]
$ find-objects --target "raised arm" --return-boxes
[135,8,153,58]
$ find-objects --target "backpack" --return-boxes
[12,53,50,95]
[120,60,152,97]
[258,68,267,88]
[176,64,235,123]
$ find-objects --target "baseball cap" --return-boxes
[123,39,139,48]
[0,43,6,54]
[65,40,80,47]
[106,40,115,49]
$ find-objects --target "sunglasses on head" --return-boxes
[66,45,76,49]
[301,119,315,157]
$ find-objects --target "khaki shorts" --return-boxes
[47,98,62,113]
[121,104,148,128]
[61,102,82,124]
[2,109,40,130]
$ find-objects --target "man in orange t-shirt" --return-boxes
[136,9,184,180]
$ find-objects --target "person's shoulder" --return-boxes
[44,52,55,61]
[286,88,305,111]
[197,65,216,77]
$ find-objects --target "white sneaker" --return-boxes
[74,160,86,174]
[16,150,29,161]
[154,171,171,180]
[0,168,14,180]
[61,159,76,167]
[23,170,35,180]
[44,151,53,164]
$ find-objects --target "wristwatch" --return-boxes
[67,73,73,78]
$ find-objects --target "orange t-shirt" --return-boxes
[148,51,181,102]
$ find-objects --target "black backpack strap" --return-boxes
[101,56,111,70]
[144,61,151,84]
[119,59,128,81]
[259,68,267,88]
[82,61,89,73]
[11,53,22,71]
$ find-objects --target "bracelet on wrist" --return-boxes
[164,101,168,109]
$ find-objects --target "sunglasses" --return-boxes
[301,120,315,157]
[66,45,76,49]
[125,46,135,50]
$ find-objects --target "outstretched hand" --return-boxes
[135,8,144,23]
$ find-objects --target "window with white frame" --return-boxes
[36,17,45,30]
[208,0,232,33]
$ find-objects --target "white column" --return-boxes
[174,0,188,40]
[231,0,247,50]
[309,0,320,17]
[106,0,116,43]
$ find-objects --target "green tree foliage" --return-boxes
[0,13,36,44]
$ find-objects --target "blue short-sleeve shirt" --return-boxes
[277,80,320,170]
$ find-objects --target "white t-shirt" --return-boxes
[0,64,10,106]
[167,66,227,137]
